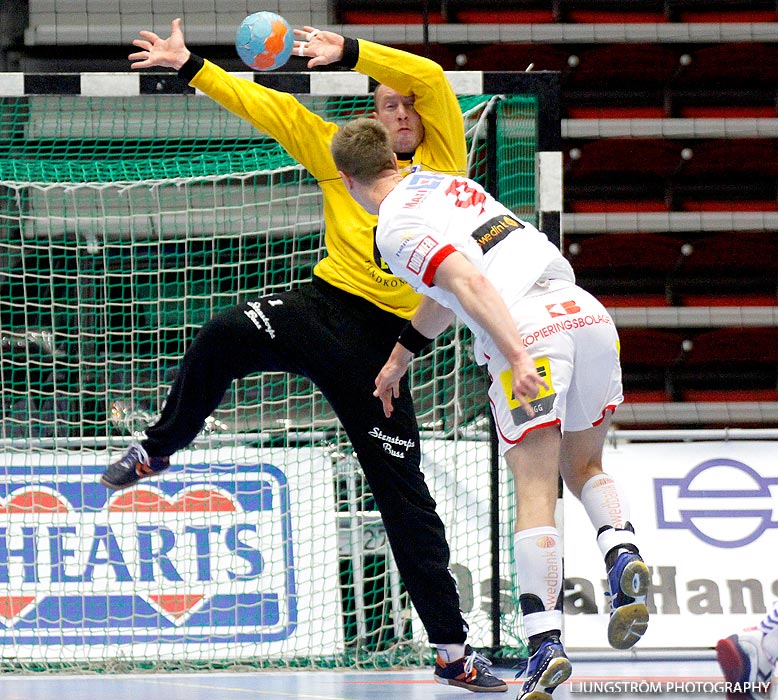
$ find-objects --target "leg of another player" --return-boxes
[506,425,572,700]
[560,415,650,650]
[716,602,778,699]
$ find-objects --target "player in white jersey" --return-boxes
[331,117,651,700]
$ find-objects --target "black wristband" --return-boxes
[178,53,205,84]
[397,322,434,356]
[334,37,359,70]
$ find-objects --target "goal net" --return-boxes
[0,73,550,672]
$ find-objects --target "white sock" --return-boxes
[514,526,562,612]
[580,473,637,557]
[436,644,466,663]
[523,609,564,639]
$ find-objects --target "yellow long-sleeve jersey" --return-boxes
[188,40,467,319]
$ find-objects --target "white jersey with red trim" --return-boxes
[377,171,574,360]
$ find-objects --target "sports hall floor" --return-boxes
[0,651,736,700]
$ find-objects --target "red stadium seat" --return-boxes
[685,327,778,364]
[679,139,778,179]
[673,231,778,306]
[566,105,668,119]
[443,0,557,23]
[679,10,778,21]
[337,0,445,23]
[555,0,668,23]
[565,139,688,212]
[566,232,686,305]
[678,105,778,119]
[339,10,446,23]
[618,328,688,402]
[679,230,778,265]
[566,138,689,179]
[562,44,684,118]
[680,201,778,213]
[668,0,778,23]
[673,139,778,212]
[674,44,778,89]
[566,10,667,22]
[672,43,778,117]
[461,44,570,73]
[567,200,671,213]
[566,44,685,91]
[679,328,778,401]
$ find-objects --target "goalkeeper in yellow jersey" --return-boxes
[100,18,507,693]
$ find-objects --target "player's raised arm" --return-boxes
[128,17,191,70]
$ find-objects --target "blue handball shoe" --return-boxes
[515,636,572,700]
[606,550,650,649]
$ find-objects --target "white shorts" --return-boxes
[485,279,623,455]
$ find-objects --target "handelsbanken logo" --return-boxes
[0,463,296,645]
[655,458,778,548]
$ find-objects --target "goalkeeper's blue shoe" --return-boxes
[515,636,572,700]
[606,550,650,649]
[100,441,170,491]
[433,645,508,693]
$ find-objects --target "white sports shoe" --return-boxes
[716,628,775,699]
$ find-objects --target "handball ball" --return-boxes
[235,11,294,71]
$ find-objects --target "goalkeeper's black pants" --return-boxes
[143,276,469,645]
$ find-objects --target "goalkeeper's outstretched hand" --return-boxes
[129,17,191,71]
[292,27,345,69]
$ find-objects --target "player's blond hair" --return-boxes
[331,117,396,185]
